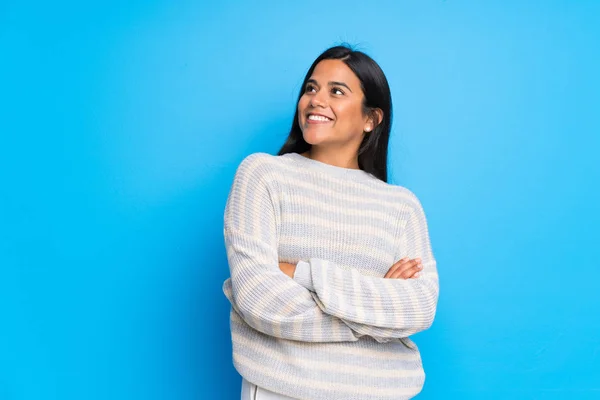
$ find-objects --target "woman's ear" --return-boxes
[365,108,384,132]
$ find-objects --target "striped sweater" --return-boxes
[222,151,439,400]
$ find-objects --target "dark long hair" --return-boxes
[277,44,393,182]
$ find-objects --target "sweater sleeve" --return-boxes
[292,191,439,342]
[222,153,360,343]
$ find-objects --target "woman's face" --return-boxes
[297,59,373,148]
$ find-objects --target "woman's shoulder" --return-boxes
[384,183,428,214]
[389,183,420,201]
[237,151,274,166]
[234,152,280,177]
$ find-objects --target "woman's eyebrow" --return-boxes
[306,78,353,93]
[329,81,352,93]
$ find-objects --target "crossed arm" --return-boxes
[222,154,439,343]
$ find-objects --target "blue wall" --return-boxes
[1,1,599,399]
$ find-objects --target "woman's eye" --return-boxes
[332,87,344,95]
[305,85,316,93]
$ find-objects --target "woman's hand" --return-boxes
[281,259,421,280]
[279,262,297,279]
[384,257,422,279]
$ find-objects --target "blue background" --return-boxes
[1,1,599,399]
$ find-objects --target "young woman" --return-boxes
[222,44,439,400]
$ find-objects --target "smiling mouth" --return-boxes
[307,114,333,122]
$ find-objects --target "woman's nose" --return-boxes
[309,92,327,108]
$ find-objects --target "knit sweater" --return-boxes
[222,151,439,400]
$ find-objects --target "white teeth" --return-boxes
[308,114,331,121]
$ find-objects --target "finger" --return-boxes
[392,264,421,279]
[407,258,423,278]
[388,258,418,278]
[403,265,422,279]
[385,257,420,278]
[384,257,410,278]
[405,269,420,279]
[390,259,422,279]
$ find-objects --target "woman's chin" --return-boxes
[302,136,327,146]
[302,128,332,145]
